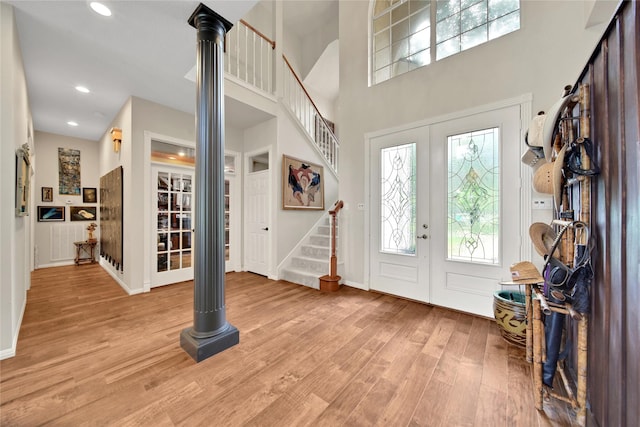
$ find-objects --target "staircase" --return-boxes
[226,20,343,287]
[280,217,340,289]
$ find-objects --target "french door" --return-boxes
[151,165,194,287]
[369,127,430,302]
[369,104,522,316]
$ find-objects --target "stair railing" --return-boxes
[282,55,339,174]
[319,200,344,292]
[225,19,275,94]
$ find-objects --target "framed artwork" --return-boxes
[15,144,31,216]
[70,206,97,221]
[42,187,53,202]
[58,147,81,195]
[282,155,324,210]
[83,187,97,203]
[37,206,65,222]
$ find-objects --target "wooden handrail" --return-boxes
[319,200,343,291]
[282,54,339,144]
[240,19,276,49]
[329,200,343,215]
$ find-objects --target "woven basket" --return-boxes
[493,290,527,347]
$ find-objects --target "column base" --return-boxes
[319,275,341,292]
[180,324,239,362]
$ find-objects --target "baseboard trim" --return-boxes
[0,292,27,360]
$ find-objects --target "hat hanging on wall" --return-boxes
[529,222,561,258]
[521,148,546,170]
[553,143,568,211]
[542,95,572,161]
[508,261,545,284]
[526,112,546,148]
[533,161,554,194]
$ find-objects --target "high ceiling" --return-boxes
[8,0,336,142]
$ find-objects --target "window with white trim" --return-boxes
[371,0,520,85]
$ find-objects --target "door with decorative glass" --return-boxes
[429,105,521,317]
[152,165,194,287]
[369,127,430,302]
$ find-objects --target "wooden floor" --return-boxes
[1,265,576,426]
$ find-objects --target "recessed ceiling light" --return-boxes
[67,121,79,127]
[90,2,112,17]
[178,151,186,157]
[168,156,177,160]
[75,85,90,93]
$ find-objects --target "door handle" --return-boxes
[262,227,269,231]
[416,234,428,239]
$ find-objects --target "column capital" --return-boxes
[188,3,233,33]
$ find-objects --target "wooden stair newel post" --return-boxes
[319,201,343,292]
[180,3,239,362]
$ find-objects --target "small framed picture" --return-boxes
[83,187,97,203]
[41,187,53,202]
[70,206,97,221]
[37,206,65,222]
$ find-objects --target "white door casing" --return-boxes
[367,101,525,317]
[151,164,194,288]
[244,149,270,277]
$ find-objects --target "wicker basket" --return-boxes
[493,290,527,347]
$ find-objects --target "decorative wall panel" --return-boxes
[572,2,639,426]
[99,166,123,270]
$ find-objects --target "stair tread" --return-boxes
[293,255,329,261]
[282,267,322,277]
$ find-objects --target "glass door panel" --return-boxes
[152,166,194,287]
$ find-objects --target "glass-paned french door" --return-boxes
[152,165,194,287]
[369,103,522,317]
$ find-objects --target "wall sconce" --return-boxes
[111,127,122,153]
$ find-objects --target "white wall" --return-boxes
[97,98,133,291]
[97,96,197,294]
[337,0,614,287]
[32,132,100,268]
[243,0,274,40]
[0,2,33,359]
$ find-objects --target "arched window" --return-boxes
[371,0,520,85]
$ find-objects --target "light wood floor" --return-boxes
[1,265,575,426]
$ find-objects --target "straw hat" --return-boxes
[507,261,544,284]
[533,162,553,194]
[542,95,572,161]
[529,222,560,257]
[553,143,568,211]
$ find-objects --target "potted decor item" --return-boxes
[493,290,527,347]
[87,222,98,243]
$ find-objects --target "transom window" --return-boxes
[372,0,520,85]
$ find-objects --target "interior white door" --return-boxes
[244,169,270,276]
[429,105,522,317]
[369,126,430,302]
[151,165,194,287]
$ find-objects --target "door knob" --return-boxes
[422,224,429,229]
[416,234,428,239]
[262,227,269,231]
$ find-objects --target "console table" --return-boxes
[74,241,97,265]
